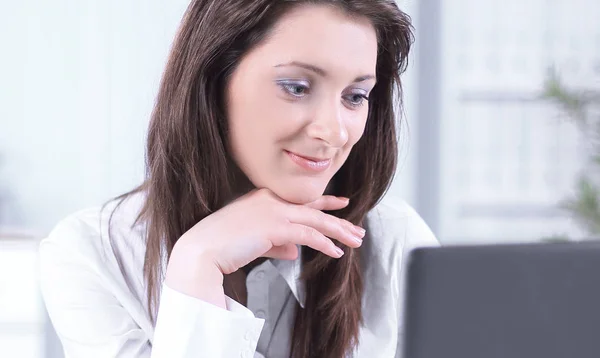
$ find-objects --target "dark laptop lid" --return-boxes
[403,242,600,358]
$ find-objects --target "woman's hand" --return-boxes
[164,188,365,306]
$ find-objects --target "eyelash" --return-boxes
[280,82,309,97]
[277,81,369,109]
[345,93,369,108]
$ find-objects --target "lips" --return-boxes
[285,150,332,173]
[293,152,329,162]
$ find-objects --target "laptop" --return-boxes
[402,242,600,358]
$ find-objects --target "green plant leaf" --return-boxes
[562,176,600,235]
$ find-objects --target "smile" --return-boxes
[285,150,332,173]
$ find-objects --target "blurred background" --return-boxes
[1,0,599,357]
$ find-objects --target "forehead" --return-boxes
[249,4,378,76]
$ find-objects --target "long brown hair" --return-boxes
[110,1,413,357]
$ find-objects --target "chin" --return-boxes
[269,178,329,205]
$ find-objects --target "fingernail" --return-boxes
[351,235,363,246]
[353,225,366,237]
[334,246,345,257]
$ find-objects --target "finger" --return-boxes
[339,219,367,239]
[304,195,349,211]
[287,206,364,249]
[301,197,365,238]
[262,243,299,261]
[278,223,344,259]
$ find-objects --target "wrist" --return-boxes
[165,242,226,308]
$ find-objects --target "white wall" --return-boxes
[0,0,191,234]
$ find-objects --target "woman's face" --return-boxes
[226,4,378,204]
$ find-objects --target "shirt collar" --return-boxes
[268,245,306,308]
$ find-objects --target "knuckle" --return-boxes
[310,210,323,224]
[255,188,272,199]
[299,225,313,239]
[300,225,320,242]
[338,218,351,231]
[314,196,327,206]
[326,215,342,231]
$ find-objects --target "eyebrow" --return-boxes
[274,61,376,83]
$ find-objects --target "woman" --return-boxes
[39,0,438,357]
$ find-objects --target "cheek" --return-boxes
[345,113,369,147]
[229,94,277,148]
[228,95,304,170]
[333,114,367,168]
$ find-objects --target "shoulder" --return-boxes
[359,196,439,329]
[364,196,439,261]
[38,193,156,349]
[366,196,439,247]
[39,192,146,273]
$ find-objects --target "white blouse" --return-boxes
[39,193,438,358]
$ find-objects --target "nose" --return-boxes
[306,100,349,148]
